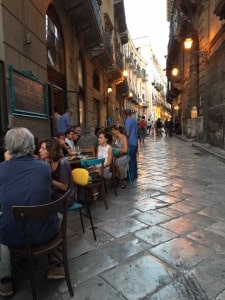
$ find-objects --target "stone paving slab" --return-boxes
[102,254,177,300]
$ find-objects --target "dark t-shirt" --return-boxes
[0,157,59,247]
[51,158,75,203]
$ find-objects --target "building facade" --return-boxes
[0,0,169,145]
[0,0,130,138]
[167,0,225,148]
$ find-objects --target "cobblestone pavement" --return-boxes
[5,135,225,300]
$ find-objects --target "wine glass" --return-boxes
[71,146,76,156]
[76,146,81,156]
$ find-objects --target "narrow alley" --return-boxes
[7,135,225,300]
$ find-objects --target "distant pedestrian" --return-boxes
[57,108,73,134]
[168,118,174,137]
[164,119,170,137]
[139,116,147,144]
[156,118,163,136]
[124,108,138,180]
[146,119,152,134]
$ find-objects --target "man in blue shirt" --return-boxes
[0,128,59,296]
[57,108,73,134]
[124,109,138,179]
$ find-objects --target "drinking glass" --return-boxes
[71,146,76,156]
[76,146,81,156]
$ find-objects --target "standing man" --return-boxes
[0,127,59,296]
[146,118,152,135]
[124,109,138,180]
[57,108,73,134]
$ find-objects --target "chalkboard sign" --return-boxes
[9,65,48,118]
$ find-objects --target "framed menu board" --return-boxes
[8,65,48,118]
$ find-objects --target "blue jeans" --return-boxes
[128,144,138,179]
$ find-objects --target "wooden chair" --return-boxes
[80,157,108,209]
[9,190,74,300]
[69,168,96,240]
[80,147,95,157]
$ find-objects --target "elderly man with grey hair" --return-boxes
[0,127,59,297]
[76,126,98,155]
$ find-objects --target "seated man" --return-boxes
[76,126,98,155]
[0,127,60,297]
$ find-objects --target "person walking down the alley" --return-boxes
[124,108,138,180]
[174,118,181,135]
[139,116,147,144]
[156,118,163,136]
[0,128,60,297]
[168,118,174,137]
[146,118,152,135]
[164,119,170,137]
[150,120,155,136]
[111,125,130,189]
[57,108,73,134]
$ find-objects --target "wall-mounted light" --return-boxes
[123,69,128,77]
[184,37,210,62]
[172,67,179,76]
[107,87,112,94]
[184,37,193,50]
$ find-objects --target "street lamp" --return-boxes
[184,37,193,50]
[171,67,179,77]
[184,36,209,62]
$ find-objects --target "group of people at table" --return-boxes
[0,108,138,297]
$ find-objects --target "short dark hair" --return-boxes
[124,108,132,116]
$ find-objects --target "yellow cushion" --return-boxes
[72,168,89,186]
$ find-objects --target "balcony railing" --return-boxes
[214,0,225,19]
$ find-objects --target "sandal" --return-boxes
[92,191,99,201]
[121,180,126,189]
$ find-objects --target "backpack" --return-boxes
[140,120,146,129]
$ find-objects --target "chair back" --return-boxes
[80,147,95,157]
[13,189,71,221]
[12,189,71,258]
[80,157,105,167]
[71,168,89,186]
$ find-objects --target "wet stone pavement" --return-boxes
[5,135,225,300]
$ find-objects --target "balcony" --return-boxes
[116,78,129,95]
[105,50,124,81]
[214,0,225,19]
[63,0,113,69]
[140,68,147,81]
[138,101,149,108]
[114,0,128,44]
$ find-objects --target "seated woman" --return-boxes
[96,130,113,179]
[39,137,75,204]
[87,131,112,201]
[111,125,130,189]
